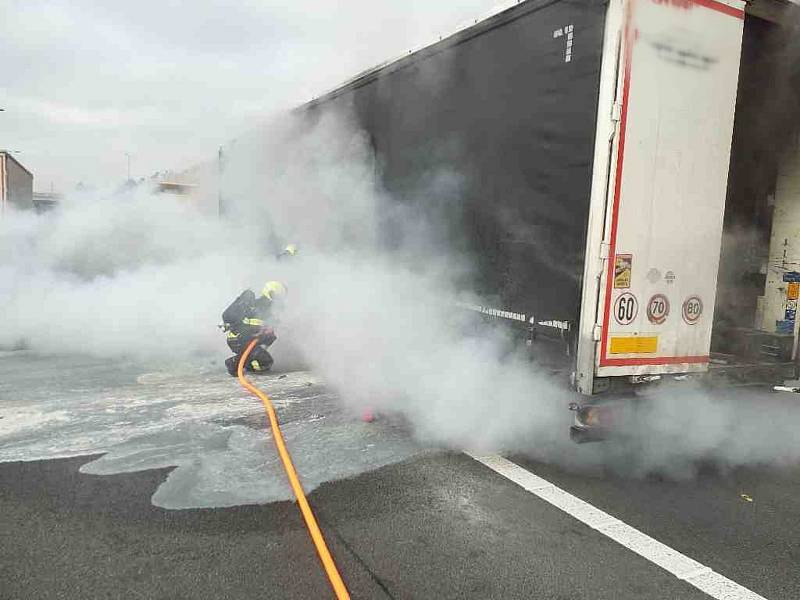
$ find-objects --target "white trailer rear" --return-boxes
[575,0,746,396]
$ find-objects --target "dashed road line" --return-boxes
[466,453,767,600]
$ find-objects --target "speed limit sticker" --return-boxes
[647,294,670,325]
[614,293,638,325]
[682,295,703,324]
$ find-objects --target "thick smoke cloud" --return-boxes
[0,190,266,358]
[213,108,800,473]
[606,382,800,478]
[4,104,800,478]
[217,109,574,453]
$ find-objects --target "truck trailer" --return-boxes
[299,0,800,438]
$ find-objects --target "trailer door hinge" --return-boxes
[599,242,611,260]
[593,325,602,341]
[611,102,622,122]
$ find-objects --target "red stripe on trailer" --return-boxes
[598,0,740,369]
[692,0,744,19]
[602,355,710,366]
[599,8,634,368]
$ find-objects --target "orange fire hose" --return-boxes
[237,338,350,600]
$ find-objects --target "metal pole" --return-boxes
[1,153,6,215]
[218,146,223,218]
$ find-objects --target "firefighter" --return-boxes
[276,243,298,260]
[222,281,287,377]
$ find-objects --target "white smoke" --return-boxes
[0,188,268,358]
[213,109,800,476]
[198,108,800,471]
[602,382,800,478]
[3,105,800,477]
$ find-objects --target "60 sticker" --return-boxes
[647,294,670,325]
[614,292,638,325]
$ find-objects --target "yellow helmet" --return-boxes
[277,243,298,259]
[261,280,287,300]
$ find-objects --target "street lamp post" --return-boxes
[218,146,223,217]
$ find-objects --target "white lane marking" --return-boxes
[466,454,767,600]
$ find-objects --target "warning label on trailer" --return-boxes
[609,336,658,354]
[614,255,632,289]
[647,294,670,325]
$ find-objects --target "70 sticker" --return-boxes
[647,294,670,325]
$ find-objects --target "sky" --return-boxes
[0,0,506,192]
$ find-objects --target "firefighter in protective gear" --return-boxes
[221,281,287,377]
[276,243,298,260]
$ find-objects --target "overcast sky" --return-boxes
[0,1,504,192]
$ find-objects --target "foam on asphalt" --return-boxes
[0,352,423,508]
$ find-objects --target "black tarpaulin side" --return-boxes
[309,0,608,325]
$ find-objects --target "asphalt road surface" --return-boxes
[1,353,798,599]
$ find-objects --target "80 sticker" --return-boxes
[682,295,703,324]
[614,292,638,325]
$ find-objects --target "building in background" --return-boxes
[0,151,33,213]
[32,191,61,213]
[155,181,197,197]
[160,162,219,215]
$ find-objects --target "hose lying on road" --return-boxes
[237,338,350,600]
